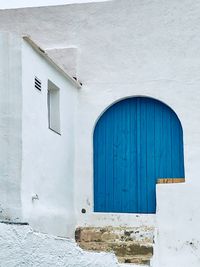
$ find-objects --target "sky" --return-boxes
[0,0,110,9]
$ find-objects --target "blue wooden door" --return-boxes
[94,97,184,213]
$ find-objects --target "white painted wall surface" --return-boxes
[152,184,200,267]
[21,40,78,237]
[0,0,200,265]
[0,32,22,221]
[0,222,120,267]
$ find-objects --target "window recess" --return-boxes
[47,80,61,135]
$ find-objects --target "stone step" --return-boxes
[75,226,154,265]
[119,264,149,267]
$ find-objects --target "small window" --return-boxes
[47,80,61,134]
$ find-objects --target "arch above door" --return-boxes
[93,97,185,214]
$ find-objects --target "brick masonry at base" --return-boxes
[75,226,154,265]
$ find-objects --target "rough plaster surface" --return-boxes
[0,32,22,221]
[151,184,200,267]
[0,1,200,266]
[46,47,78,78]
[0,222,123,267]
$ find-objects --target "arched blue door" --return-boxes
[94,97,184,213]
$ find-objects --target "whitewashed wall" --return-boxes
[0,32,22,221]
[72,0,200,228]
[21,40,78,237]
[152,183,200,267]
[0,1,200,265]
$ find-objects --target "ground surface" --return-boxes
[0,222,149,267]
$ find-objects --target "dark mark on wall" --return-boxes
[0,221,29,226]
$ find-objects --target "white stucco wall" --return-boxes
[152,183,200,267]
[0,1,200,266]
[71,0,200,229]
[21,40,78,237]
[0,32,22,221]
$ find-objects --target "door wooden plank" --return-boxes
[94,97,185,213]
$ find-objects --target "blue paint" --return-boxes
[94,97,185,213]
